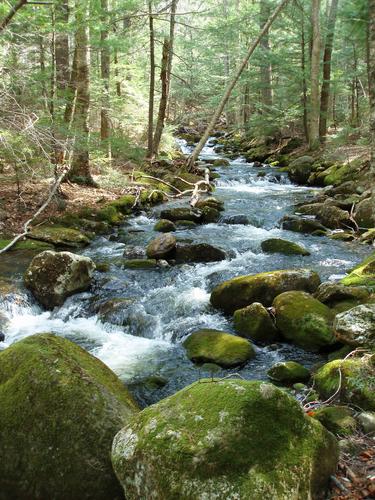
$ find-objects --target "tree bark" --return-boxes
[0,0,28,33]
[68,0,94,185]
[55,0,70,91]
[100,0,111,152]
[308,0,321,150]
[259,0,273,108]
[187,0,290,169]
[147,0,155,159]
[369,0,375,218]
[300,5,309,142]
[319,0,339,142]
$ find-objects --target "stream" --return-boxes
[0,139,370,407]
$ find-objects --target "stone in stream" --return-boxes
[261,238,310,256]
[195,196,225,211]
[0,333,138,500]
[24,250,95,309]
[221,214,250,225]
[314,355,375,411]
[267,361,310,384]
[233,302,278,342]
[213,158,230,166]
[280,215,327,234]
[287,155,315,185]
[97,298,136,325]
[200,206,221,223]
[210,268,321,315]
[123,259,159,269]
[334,304,375,349]
[28,225,91,248]
[174,243,226,264]
[111,379,338,500]
[273,291,335,352]
[160,207,202,223]
[183,329,255,368]
[175,220,197,229]
[313,406,357,436]
[341,251,375,287]
[154,219,176,232]
[354,197,374,228]
[314,282,370,305]
[146,233,176,259]
[123,245,146,259]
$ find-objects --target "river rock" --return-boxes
[273,291,335,352]
[123,259,159,269]
[28,226,90,248]
[146,233,176,259]
[174,243,226,264]
[160,207,202,223]
[357,412,375,434]
[261,238,310,256]
[280,215,327,234]
[183,329,254,368]
[354,197,374,228]
[267,361,310,384]
[213,158,230,166]
[175,220,197,228]
[341,252,375,287]
[98,298,135,325]
[0,333,138,500]
[112,379,338,500]
[314,355,375,411]
[154,219,176,232]
[314,282,370,304]
[123,245,146,259]
[287,156,315,184]
[334,304,375,349]
[200,205,221,223]
[233,302,278,342]
[24,250,95,309]
[210,268,321,314]
[195,197,224,211]
[313,406,357,436]
[221,214,250,225]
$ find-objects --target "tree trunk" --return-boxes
[308,0,321,150]
[152,0,178,156]
[187,0,290,169]
[319,0,339,142]
[147,0,155,159]
[369,0,375,217]
[100,0,111,154]
[68,0,94,185]
[259,0,273,109]
[299,3,309,142]
[0,0,28,33]
[55,0,70,91]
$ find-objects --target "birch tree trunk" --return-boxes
[319,0,339,142]
[308,0,321,151]
[187,0,290,169]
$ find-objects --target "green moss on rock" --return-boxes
[123,259,158,269]
[341,252,375,287]
[0,238,53,252]
[112,379,338,500]
[0,333,138,500]
[267,361,310,384]
[28,226,90,248]
[261,238,310,256]
[154,219,176,232]
[96,205,123,225]
[313,406,357,436]
[233,302,278,342]
[183,329,255,368]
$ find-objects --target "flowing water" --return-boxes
[0,139,369,407]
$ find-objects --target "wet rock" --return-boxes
[314,282,370,305]
[280,215,327,234]
[210,268,321,314]
[354,197,374,229]
[195,197,225,211]
[123,245,146,259]
[334,304,375,349]
[24,250,95,309]
[28,226,91,248]
[341,252,375,287]
[97,298,135,326]
[267,361,310,384]
[174,243,226,264]
[233,302,278,342]
[160,207,202,223]
[183,329,255,368]
[328,231,355,241]
[154,219,176,232]
[146,233,176,260]
[123,259,159,269]
[261,238,310,256]
[313,406,357,436]
[0,333,138,500]
[314,355,375,410]
[112,379,338,500]
[200,206,220,223]
[359,228,375,244]
[357,411,375,434]
[213,158,230,167]
[221,214,250,225]
[287,156,315,184]
[175,220,197,229]
[273,291,335,352]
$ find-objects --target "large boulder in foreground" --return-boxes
[334,304,375,349]
[24,250,95,309]
[112,379,338,500]
[183,329,255,368]
[210,269,321,314]
[0,334,138,500]
[314,355,375,411]
[273,291,335,352]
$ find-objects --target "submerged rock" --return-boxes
[261,238,310,256]
[334,304,375,349]
[174,243,226,264]
[123,259,159,269]
[267,361,310,384]
[24,250,95,309]
[183,329,255,368]
[280,215,326,234]
[112,379,338,500]
[221,214,250,225]
[146,233,176,259]
[0,333,138,500]
[233,302,278,342]
[154,219,176,232]
[273,291,335,352]
[210,269,321,314]
[97,297,135,325]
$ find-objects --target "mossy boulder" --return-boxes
[110,194,136,214]
[24,250,95,309]
[280,215,326,234]
[174,243,226,264]
[213,158,230,167]
[96,205,123,225]
[354,198,374,229]
[28,226,90,248]
[341,252,375,287]
[183,329,255,368]
[160,207,202,223]
[222,214,250,225]
[267,361,310,384]
[261,238,310,256]
[314,282,370,305]
[123,259,159,269]
[146,233,176,259]
[273,291,335,352]
[210,269,321,315]
[0,333,138,500]
[321,164,351,186]
[195,197,224,211]
[175,220,197,228]
[334,304,375,349]
[313,406,357,436]
[0,238,53,253]
[287,156,314,185]
[200,205,220,223]
[112,379,338,500]
[314,356,375,410]
[233,302,278,342]
[154,219,176,232]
